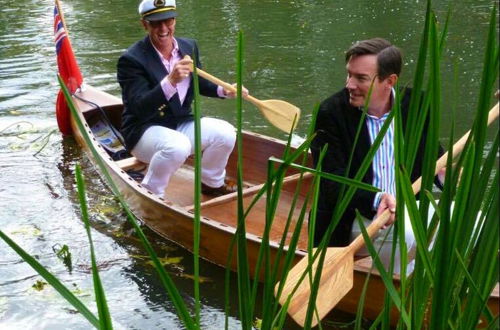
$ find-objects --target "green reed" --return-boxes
[57,74,197,329]
[74,163,112,330]
[1,0,497,329]
[356,2,498,329]
[191,49,203,327]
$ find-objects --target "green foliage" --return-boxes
[0,225,100,328]
[75,163,113,330]
[53,243,73,273]
[32,280,48,291]
[1,1,497,329]
[359,2,499,329]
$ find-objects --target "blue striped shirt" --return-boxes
[366,110,395,210]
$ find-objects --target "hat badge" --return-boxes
[154,0,166,7]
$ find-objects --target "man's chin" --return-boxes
[349,97,364,108]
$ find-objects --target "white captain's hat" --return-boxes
[139,0,177,22]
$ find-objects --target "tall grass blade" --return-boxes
[191,50,202,327]
[418,10,442,226]
[472,3,499,168]
[234,30,253,330]
[74,164,113,329]
[355,211,410,327]
[405,0,431,167]
[57,75,196,329]
[0,230,100,328]
[460,166,499,327]
[392,82,406,328]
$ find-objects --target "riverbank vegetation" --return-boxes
[1,0,498,329]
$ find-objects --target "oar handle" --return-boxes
[349,210,391,252]
[411,102,499,193]
[349,102,499,255]
[195,68,264,107]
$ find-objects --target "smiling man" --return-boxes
[117,0,247,199]
[310,38,443,273]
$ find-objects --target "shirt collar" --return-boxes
[150,37,179,60]
[359,87,397,117]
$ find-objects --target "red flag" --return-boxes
[54,1,83,135]
[54,3,82,93]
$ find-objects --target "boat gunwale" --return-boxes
[67,84,499,321]
[70,85,310,256]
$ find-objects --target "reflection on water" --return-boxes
[0,0,496,328]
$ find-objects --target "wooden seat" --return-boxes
[115,157,144,171]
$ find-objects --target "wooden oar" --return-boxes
[194,67,301,133]
[276,102,499,327]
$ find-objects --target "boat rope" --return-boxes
[72,92,130,160]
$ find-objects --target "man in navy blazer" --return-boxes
[117,0,247,198]
[311,38,444,273]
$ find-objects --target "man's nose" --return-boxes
[346,77,355,89]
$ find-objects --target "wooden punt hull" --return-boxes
[66,84,498,325]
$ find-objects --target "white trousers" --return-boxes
[131,118,236,198]
[351,214,417,275]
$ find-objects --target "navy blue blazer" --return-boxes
[117,36,220,150]
[310,87,442,246]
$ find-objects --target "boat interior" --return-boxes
[76,89,311,250]
[73,87,499,308]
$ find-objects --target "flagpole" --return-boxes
[55,0,72,46]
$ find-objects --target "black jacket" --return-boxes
[117,36,220,150]
[310,87,442,246]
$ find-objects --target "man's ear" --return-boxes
[386,73,398,88]
[140,19,148,31]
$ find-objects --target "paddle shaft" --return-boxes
[195,68,271,112]
[183,55,300,132]
[279,102,499,326]
[412,102,499,193]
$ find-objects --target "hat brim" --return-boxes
[144,10,177,22]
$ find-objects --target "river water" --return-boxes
[0,0,496,329]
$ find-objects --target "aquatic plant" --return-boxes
[0,0,497,329]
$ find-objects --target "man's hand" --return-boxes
[224,83,249,99]
[167,57,193,86]
[376,193,396,228]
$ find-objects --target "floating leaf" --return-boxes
[10,225,42,237]
[71,284,91,297]
[253,318,262,329]
[147,256,183,267]
[32,280,48,291]
[180,273,212,283]
[93,203,122,215]
[52,244,73,273]
[129,254,148,260]
[8,143,25,151]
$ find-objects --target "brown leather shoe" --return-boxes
[201,183,237,197]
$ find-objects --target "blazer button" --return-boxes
[159,111,164,117]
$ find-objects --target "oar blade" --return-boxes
[259,99,301,133]
[276,248,354,327]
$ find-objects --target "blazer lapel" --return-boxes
[177,38,193,59]
[143,36,168,83]
[347,105,372,180]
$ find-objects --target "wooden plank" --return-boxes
[184,172,312,212]
[115,157,144,171]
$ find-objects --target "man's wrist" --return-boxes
[161,76,177,100]
[217,85,227,98]
[373,192,383,211]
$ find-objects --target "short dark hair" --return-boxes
[345,38,402,80]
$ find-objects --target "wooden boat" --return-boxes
[54,2,497,324]
[62,83,498,324]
